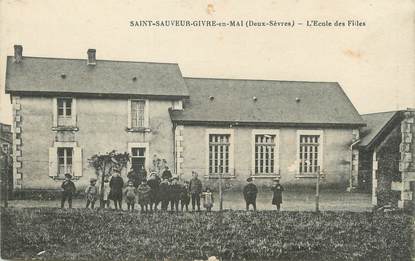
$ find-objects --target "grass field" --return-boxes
[6,190,372,212]
[1,207,413,261]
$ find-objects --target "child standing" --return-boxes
[271,178,284,211]
[109,171,124,210]
[124,181,137,211]
[180,181,191,211]
[61,173,76,208]
[201,187,214,212]
[85,178,98,209]
[102,178,111,208]
[137,179,151,212]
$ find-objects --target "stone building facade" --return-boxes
[6,45,366,192]
[358,109,415,210]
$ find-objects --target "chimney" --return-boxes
[14,45,23,63]
[87,49,96,65]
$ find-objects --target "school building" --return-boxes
[5,45,366,194]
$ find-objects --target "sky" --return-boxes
[0,0,414,125]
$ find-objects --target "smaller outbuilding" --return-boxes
[357,109,415,210]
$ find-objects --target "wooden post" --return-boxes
[100,161,107,208]
[315,166,320,213]
[3,148,9,208]
[219,168,223,211]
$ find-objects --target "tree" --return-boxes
[150,154,168,176]
[1,146,12,208]
[88,150,130,208]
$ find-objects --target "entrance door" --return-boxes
[131,147,146,172]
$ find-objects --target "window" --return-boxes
[49,143,82,179]
[53,97,76,128]
[128,100,149,130]
[209,134,230,175]
[131,100,145,128]
[131,147,146,172]
[299,135,321,174]
[254,135,276,174]
[57,147,73,177]
[57,98,72,117]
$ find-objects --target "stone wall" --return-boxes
[13,95,177,191]
[179,125,354,189]
[398,109,415,208]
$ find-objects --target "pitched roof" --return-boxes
[5,56,189,98]
[170,78,365,127]
[359,111,402,149]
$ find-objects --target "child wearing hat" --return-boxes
[180,181,191,212]
[109,171,124,210]
[61,173,76,208]
[201,187,214,212]
[85,178,98,209]
[137,179,152,212]
[271,178,284,211]
[124,181,137,211]
[169,176,182,212]
[243,177,258,211]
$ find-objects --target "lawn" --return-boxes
[1,208,413,261]
[7,190,372,212]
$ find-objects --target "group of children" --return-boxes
[61,171,215,212]
[61,172,284,212]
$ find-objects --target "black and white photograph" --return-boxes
[0,0,414,260]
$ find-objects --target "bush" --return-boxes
[376,189,400,207]
[1,208,413,261]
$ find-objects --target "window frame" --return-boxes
[251,129,280,177]
[57,98,72,117]
[205,128,234,178]
[49,141,82,180]
[57,147,73,178]
[127,99,150,131]
[127,142,149,172]
[296,130,324,178]
[52,97,77,129]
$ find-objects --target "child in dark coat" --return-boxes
[109,171,124,210]
[169,177,182,212]
[243,177,258,211]
[61,173,76,208]
[271,179,284,211]
[147,172,161,211]
[180,181,191,211]
[159,179,170,211]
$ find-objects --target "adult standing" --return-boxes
[147,172,161,211]
[159,178,170,211]
[138,165,148,186]
[169,176,182,212]
[243,177,258,211]
[109,170,124,210]
[189,171,202,211]
[161,166,172,181]
[271,179,284,211]
[127,167,140,188]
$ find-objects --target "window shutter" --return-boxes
[145,100,150,127]
[73,147,83,177]
[71,98,77,126]
[127,100,132,129]
[52,98,57,127]
[48,147,58,177]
